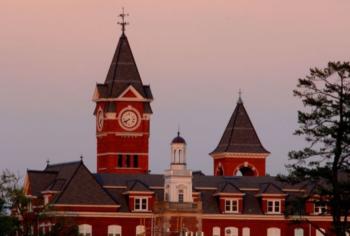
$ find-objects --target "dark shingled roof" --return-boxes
[217,182,242,194]
[171,132,186,144]
[101,33,153,100]
[93,33,153,114]
[126,180,151,192]
[258,183,284,194]
[53,164,117,205]
[211,98,269,154]
[27,170,57,196]
[27,162,310,214]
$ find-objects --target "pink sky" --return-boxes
[1,0,350,176]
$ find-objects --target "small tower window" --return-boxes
[117,155,123,167]
[216,165,224,176]
[126,155,131,168]
[133,155,139,168]
[178,189,184,203]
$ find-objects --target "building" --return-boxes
[22,18,333,236]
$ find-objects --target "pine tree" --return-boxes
[288,61,350,236]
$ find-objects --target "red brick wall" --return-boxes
[213,156,266,176]
[95,100,150,174]
[202,218,333,236]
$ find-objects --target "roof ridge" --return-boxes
[52,162,82,204]
[46,161,81,168]
[224,104,241,152]
[79,164,120,205]
[27,170,58,174]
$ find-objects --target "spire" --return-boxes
[211,99,269,154]
[101,13,152,100]
[237,89,243,104]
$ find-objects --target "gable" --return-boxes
[118,85,143,99]
[54,164,117,205]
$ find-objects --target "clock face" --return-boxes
[97,109,104,131]
[120,109,140,130]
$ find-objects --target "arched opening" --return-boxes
[238,166,255,176]
[234,163,258,176]
[216,164,224,176]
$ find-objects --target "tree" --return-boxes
[287,61,350,236]
[0,169,22,236]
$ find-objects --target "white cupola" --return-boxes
[170,132,187,167]
[164,132,193,203]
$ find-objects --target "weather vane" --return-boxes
[118,7,129,33]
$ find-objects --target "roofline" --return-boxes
[46,161,82,168]
[210,151,270,157]
[53,204,120,208]
[123,191,154,195]
[213,193,245,197]
[27,169,58,174]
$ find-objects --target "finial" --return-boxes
[46,159,50,166]
[177,124,180,136]
[118,7,129,33]
[80,155,84,162]
[238,89,243,104]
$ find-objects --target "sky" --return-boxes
[1,0,350,178]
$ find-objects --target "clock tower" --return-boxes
[93,17,153,174]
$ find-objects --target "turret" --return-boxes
[164,132,193,203]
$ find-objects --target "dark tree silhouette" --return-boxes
[288,62,350,236]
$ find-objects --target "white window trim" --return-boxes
[78,224,92,236]
[108,224,122,236]
[136,225,146,236]
[134,197,149,212]
[213,226,221,236]
[314,202,327,215]
[242,227,250,236]
[267,200,281,214]
[224,199,239,213]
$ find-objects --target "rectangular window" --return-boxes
[126,155,131,168]
[133,155,139,168]
[135,197,148,211]
[224,199,238,213]
[267,200,281,214]
[117,155,123,167]
[314,201,327,214]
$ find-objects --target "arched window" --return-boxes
[224,227,238,236]
[294,228,303,236]
[212,227,220,236]
[178,189,184,203]
[267,227,281,236]
[136,225,146,236]
[78,224,92,236]
[242,227,250,236]
[216,164,224,176]
[316,228,325,236]
[108,225,122,236]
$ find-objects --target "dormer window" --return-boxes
[224,199,238,213]
[134,197,148,211]
[267,200,280,214]
[314,201,327,215]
